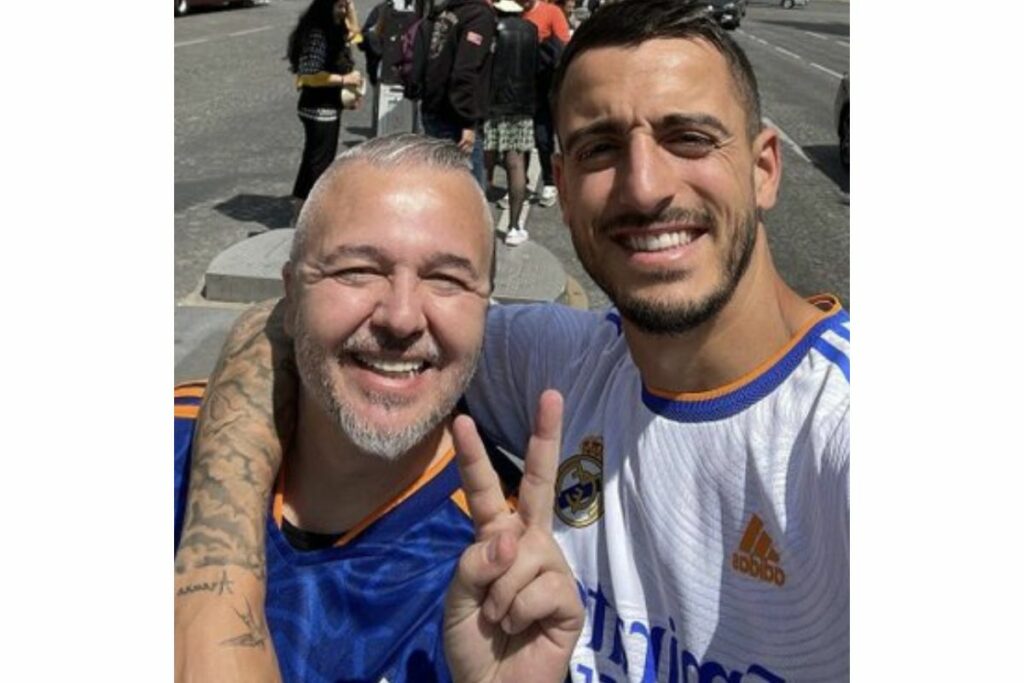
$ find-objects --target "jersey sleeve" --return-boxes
[464,303,610,457]
[174,385,205,552]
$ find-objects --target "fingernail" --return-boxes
[501,616,513,634]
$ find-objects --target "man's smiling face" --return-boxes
[286,161,492,458]
[554,38,778,334]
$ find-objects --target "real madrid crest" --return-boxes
[555,435,604,528]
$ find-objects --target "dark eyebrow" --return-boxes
[563,112,732,155]
[659,113,731,138]
[563,120,627,157]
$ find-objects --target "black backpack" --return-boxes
[397,13,434,99]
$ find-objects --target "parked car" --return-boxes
[780,0,808,8]
[707,0,747,30]
[834,72,849,171]
[175,0,266,17]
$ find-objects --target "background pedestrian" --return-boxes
[287,0,365,223]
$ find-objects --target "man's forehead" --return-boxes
[557,38,735,129]
[305,166,490,266]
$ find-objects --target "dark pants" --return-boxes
[292,114,341,200]
[421,110,485,188]
[533,101,556,187]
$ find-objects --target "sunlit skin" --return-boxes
[553,38,819,393]
[332,0,347,25]
[281,162,493,533]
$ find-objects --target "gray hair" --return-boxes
[290,134,494,268]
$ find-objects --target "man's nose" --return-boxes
[616,134,676,214]
[371,272,428,340]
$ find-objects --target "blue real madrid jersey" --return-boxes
[174,382,487,683]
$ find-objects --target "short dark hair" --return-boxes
[550,0,763,141]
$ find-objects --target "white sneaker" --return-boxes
[505,226,529,246]
[539,185,558,207]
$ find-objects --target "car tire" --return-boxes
[839,106,849,171]
[782,0,795,8]
[175,0,188,15]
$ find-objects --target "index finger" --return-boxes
[453,414,511,536]
[517,389,564,529]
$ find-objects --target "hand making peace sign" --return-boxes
[443,390,585,683]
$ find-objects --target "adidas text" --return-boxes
[732,552,786,587]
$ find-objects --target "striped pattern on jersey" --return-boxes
[466,296,850,682]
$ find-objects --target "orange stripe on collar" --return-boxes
[272,448,457,548]
[645,294,843,402]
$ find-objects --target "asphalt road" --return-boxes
[174,0,849,309]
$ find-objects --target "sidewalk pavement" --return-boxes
[175,153,590,384]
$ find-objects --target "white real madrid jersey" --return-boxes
[465,295,850,683]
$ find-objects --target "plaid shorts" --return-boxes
[483,116,535,153]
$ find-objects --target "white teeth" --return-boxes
[625,231,695,252]
[356,356,426,374]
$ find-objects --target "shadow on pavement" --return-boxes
[214,194,294,230]
[757,20,849,38]
[802,144,848,193]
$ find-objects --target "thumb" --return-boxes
[446,531,518,614]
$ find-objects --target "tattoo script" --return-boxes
[175,570,235,598]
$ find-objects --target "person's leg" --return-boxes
[485,150,496,187]
[292,114,341,201]
[469,129,486,189]
[505,149,527,230]
[534,103,557,206]
[422,112,485,188]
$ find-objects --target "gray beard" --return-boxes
[592,208,758,336]
[293,324,478,461]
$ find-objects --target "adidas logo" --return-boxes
[732,514,786,587]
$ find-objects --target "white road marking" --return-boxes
[810,62,843,79]
[763,116,810,163]
[228,26,274,38]
[176,24,275,48]
[805,31,829,41]
[774,46,802,60]
[837,40,849,47]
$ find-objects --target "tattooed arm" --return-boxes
[174,299,296,682]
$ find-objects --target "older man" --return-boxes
[177,1,850,681]
[174,134,580,682]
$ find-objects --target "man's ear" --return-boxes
[752,125,782,213]
[281,262,297,337]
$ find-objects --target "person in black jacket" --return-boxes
[484,0,538,246]
[419,0,496,187]
[287,0,365,221]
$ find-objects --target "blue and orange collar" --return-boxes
[641,295,849,423]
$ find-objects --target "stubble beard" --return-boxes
[581,206,758,336]
[293,320,480,461]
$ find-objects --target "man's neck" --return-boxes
[623,226,822,394]
[282,392,453,535]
